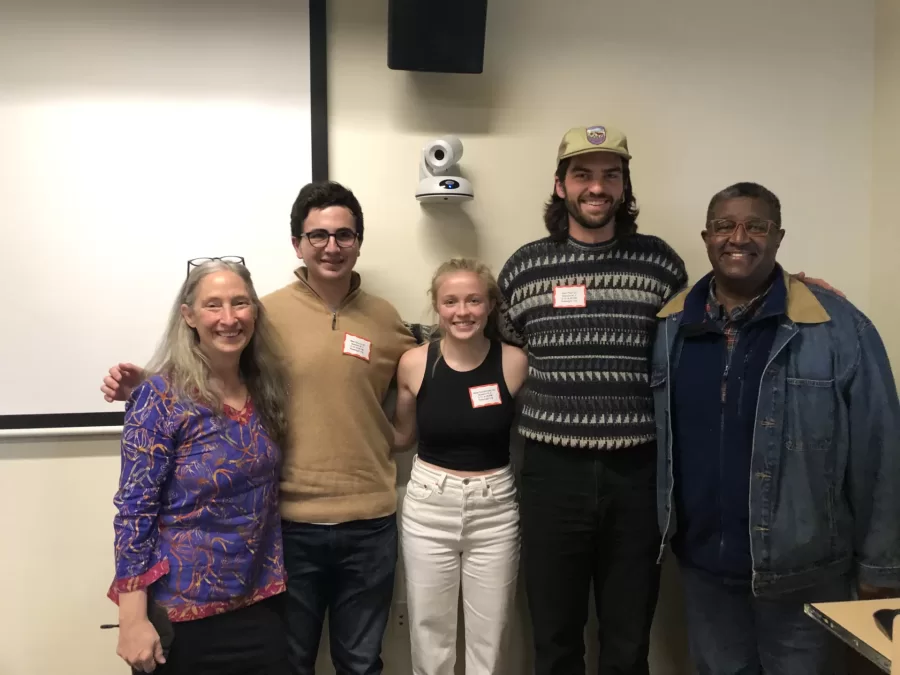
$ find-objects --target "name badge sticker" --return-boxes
[342,333,372,362]
[469,383,503,408]
[553,284,587,308]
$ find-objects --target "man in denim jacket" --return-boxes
[651,181,900,674]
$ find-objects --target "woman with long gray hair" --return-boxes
[107,257,291,674]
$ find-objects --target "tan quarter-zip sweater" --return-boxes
[262,268,416,523]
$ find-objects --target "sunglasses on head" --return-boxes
[186,256,246,277]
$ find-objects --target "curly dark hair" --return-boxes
[543,157,640,243]
[290,180,365,246]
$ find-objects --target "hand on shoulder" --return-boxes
[793,271,846,298]
[100,362,146,402]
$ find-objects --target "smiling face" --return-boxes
[702,196,785,289]
[434,270,494,342]
[291,205,360,286]
[180,270,256,360]
[555,152,625,235]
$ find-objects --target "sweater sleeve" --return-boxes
[497,256,526,348]
[403,321,438,345]
[108,378,175,601]
[662,242,689,303]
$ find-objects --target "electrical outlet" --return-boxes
[392,602,408,631]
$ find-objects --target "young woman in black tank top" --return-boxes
[393,258,528,675]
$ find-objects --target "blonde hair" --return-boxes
[428,257,503,341]
[144,261,290,446]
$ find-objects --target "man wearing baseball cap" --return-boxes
[497,125,688,674]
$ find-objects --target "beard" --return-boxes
[565,192,622,230]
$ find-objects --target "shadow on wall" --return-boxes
[357,198,480,312]
[383,0,509,136]
[391,72,500,136]
[419,200,481,261]
[330,0,505,136]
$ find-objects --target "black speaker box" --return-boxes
[388,0,488,74]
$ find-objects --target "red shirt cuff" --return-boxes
[107,559,170,604]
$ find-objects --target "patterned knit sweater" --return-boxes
[498,234,688,450]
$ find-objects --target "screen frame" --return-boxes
[0,0,329,433]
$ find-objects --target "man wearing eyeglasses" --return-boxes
[652,182,900,673]
[259,180,419,675]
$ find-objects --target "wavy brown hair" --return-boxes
[544,157,640,243]
[144,261,290,446]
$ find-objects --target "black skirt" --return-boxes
[133,594,288,675]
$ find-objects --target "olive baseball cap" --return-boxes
[556,125,632,162]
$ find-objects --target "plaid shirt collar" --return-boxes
[706,278,773,325]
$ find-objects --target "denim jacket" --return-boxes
[652,271,900,596]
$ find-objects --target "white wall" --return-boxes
[2,1,894,674]
[872,0,900,368]
[0,437,122,674]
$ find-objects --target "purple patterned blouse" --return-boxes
[108,375,285,622]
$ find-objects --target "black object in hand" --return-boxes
[100,600,175,662]
[874,608,900,640]
[147,600,175,657]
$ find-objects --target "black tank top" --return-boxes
[415,340,515,471]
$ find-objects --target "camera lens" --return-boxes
[433,149,445,161]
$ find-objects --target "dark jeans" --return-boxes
[282,514,398,675]
[520,440,661,675]
[137,595,289,675]
[679,564,850,675]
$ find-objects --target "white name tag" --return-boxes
[553,284,587,308]
[342,333,372,362]
[469,383,503,408]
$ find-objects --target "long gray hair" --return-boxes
[144,261,290,446]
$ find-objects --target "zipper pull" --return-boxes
[332,312,336,330]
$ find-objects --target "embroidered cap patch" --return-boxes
[586,126,607,145]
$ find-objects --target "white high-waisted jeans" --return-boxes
[401,456,520,675]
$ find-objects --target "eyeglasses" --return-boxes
[707,219,777,237]
[300,228,359,249]
[186,256,246,276]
